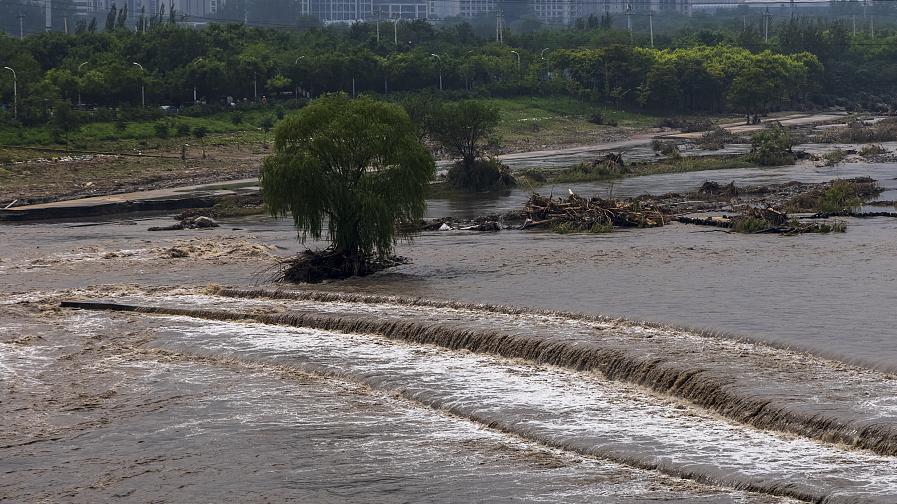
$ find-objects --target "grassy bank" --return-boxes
[0,108,277,157]
[516,154,755,186]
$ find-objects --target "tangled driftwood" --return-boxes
[522,193,666,231]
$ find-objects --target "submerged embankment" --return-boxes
[42,286,897,503]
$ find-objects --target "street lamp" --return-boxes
[294,55,305,98]
[540,48,550,78]
[192,58,203,103]
[430,53,442,91]
[463,49,474,90]
[510,50,520,72]
[132,62,145,108]
[77,61,88,107]
[3,67,16,120]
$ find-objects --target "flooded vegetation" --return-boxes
[4,157,897,501]
[4,7,897,501]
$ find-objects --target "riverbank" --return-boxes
[3,109,867,209]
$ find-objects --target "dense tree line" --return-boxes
[0,13,895,127]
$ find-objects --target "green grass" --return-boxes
[474,96,660,152]
[733,216,769,233]
[822,149,848,166]
[629,155,753,176]
[483,96,657,127]
[0,109,276,153]
[517,155,753,186]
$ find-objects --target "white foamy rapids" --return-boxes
[128,313,897,503]
[126,292,897,424]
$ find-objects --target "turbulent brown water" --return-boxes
[2,160,897,502]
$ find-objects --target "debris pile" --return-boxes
[698,181,739,198]
[522,193,666,232]
[677,206,845,234]
[149,215,220,232]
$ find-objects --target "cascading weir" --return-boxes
[61,287,897,461]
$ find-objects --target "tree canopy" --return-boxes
[260,94,434,270]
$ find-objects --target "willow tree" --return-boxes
[260,94,434,280]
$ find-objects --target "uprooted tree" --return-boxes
[427,100,513,192]
[260,94,435,282]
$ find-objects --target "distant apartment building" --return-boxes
[307,0,432,22]
[429,0,494,19]
[72,0,109,15]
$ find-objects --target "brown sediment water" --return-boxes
[46,300,897,503]
[0,305,798,504]
[60,292,897,460]
[4,161,897,502]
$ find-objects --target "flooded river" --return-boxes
[2,160,897,502]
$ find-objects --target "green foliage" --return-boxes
[445,158,515,192]
[400,92,439,142]
[698,127,738,150]
[260,94,434,265]
[651,140,679,156]
[553,220,613,234]
[822,149,847,166]
[259,116,274,133]
[231,112,244,125]
[266,74,292,93]
[153,122,170,139]
[748,123,794,166]
[428,100,500,190]
[733,216,769,233]
[817,181,862,213]
[48,100,80,143]
[176,123,191,136]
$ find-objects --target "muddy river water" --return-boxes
[2,160,897,502]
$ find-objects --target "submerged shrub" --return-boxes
[698,127,738,150]
[446,157,515,192]
[822,149,847,166]
[733,216,769,233]
[748,123,793,166]
[860,144,886,157]
[817,181,862,212]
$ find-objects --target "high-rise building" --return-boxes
[430,0,493,19]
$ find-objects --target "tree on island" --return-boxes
[426,100,513,192]
[260,94,434,282]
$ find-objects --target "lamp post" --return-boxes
[77,61,88,107]
[132,62,145,107]
[463,49,474,90]
[192,57,203,103]
[3,67,16,120]
[294,55,305,98]
[540,48,550,79]
[430,53,442,91]
[510,50,520,72]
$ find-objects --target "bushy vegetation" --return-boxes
[748,122,794,166]
[786,178,878,213]
[445,158,515,192]
[822,149,848,166]
[698,127,739,150]
[860,144,887,157]
[819,119,897,144]
[260,94,434,279]
[2,10,897,133]
[651,140,680,156]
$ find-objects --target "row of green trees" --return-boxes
[1,16,896,126]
